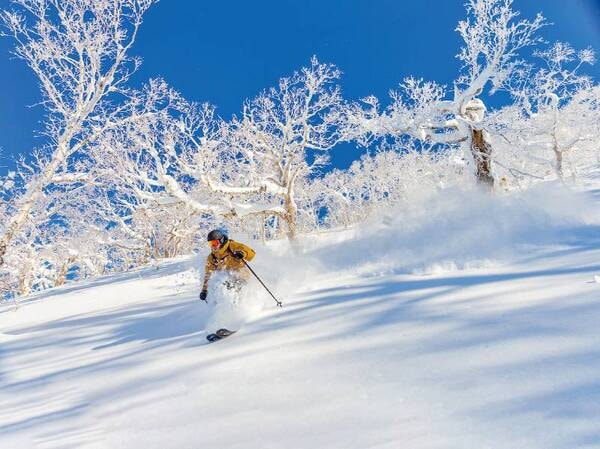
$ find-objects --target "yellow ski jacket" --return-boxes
[202,239,256,290]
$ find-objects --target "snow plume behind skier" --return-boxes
[200,229,262,333]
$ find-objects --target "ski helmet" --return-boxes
[207,229,228,245]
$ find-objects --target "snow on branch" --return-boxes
[455,0,546,102]
[0,0,157,267]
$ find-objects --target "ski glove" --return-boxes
[199,290,208,302]
[232,250,245,260]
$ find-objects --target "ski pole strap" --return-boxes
[242,259,283,308]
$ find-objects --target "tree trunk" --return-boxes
[18,258,33,296]
[555,149,564,180]
[552,125,564,180]
[55,257,76,287]
[284,195,297,240]
[471,128,494,189]
[260,213,267,243]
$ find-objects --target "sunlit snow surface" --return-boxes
[2,182,600,449]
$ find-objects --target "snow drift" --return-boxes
[261,183,600,294]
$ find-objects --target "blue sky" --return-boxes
[0,0,599,173]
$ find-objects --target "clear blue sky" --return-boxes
[0,0,599,173]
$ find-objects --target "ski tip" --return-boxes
[206,329,237,343]
[216,328,236,338]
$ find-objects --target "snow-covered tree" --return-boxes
[309,141,468,230]
[215,57,352,239]
[0,0,156,266]
[350,0,546,189]
[1,0,597,297]
[103,60,354,242]
[491,43,599,184]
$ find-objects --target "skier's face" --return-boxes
[209,239,221,252]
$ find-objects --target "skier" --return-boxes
[200,229,256,342]
[199,229,256,303]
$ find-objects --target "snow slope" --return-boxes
[2,184,600,449]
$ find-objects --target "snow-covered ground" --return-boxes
[2,183,600,449]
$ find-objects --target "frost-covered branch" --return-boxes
[0,0,156,266]
[348,0,547,188]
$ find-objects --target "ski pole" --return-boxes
[242,259,283,308]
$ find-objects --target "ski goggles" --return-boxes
[208,239,221,249]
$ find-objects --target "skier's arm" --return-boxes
[231,242,256,262]
[244,244,256,261]
[202,256,217,291]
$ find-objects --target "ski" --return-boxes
[206,328,236,343]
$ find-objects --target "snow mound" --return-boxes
[264,184,600,284]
